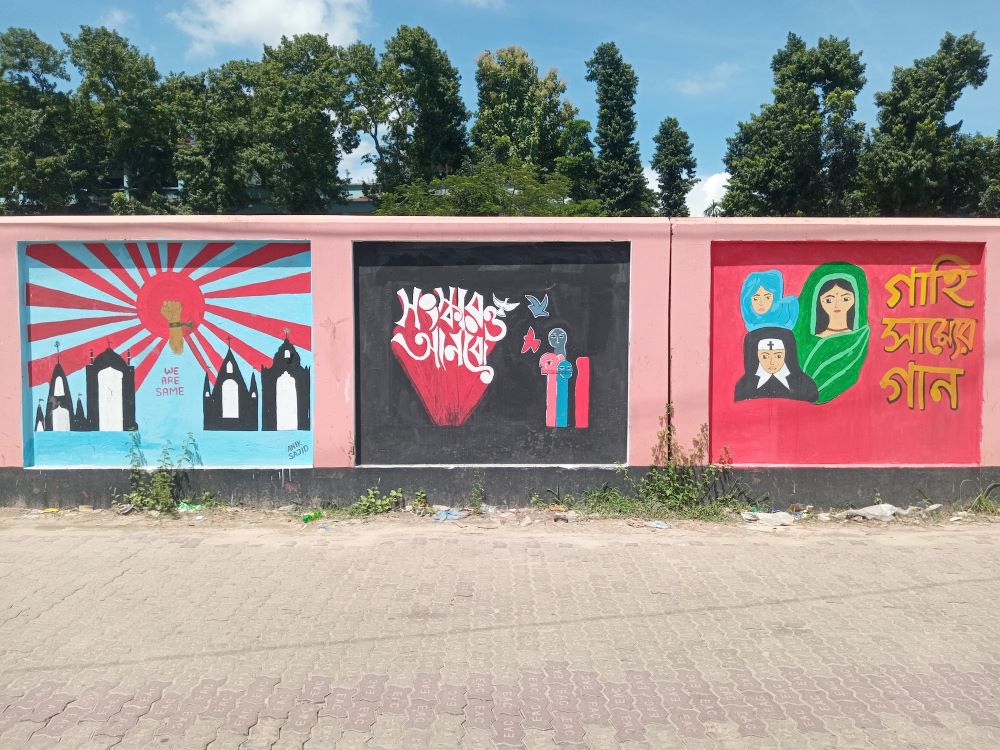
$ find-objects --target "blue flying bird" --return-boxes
[525,294,550,318]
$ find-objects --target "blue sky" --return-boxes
[7,0,1000,212]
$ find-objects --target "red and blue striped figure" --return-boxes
[538,352,561,427]
[556,359,574,427]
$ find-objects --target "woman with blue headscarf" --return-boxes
[740,270,799,331]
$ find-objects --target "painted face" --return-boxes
[757,347,786,374]
[751,285,774,315]
[539,352,560,375]
[820,284,855,321]
[557,360,574,380]
[547,328,567,352]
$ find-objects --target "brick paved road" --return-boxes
[2,511,1000,748]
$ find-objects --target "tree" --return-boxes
[471,46,577,173]
[857,32,991,216]
[165,64,256,213]
[585,42,648,216]
[650,116,697,216]
[248,34,358,212]
[554,117,598,202]
[377,157,599,216]
[62,26,174,206]
[0,27,82,212]
[346,26,469,201]
[722,33,866,216]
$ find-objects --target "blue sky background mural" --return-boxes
[20,239,313,467]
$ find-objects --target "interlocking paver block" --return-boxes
[463,699,494,731]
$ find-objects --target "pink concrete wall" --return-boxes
[6,216,1000,469]
[670,218,1000,467]
[0,217,669,468]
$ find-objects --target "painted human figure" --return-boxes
[539,352,561,427]
[548,328,568,358]
[739,270,798,331]
[555,359,574,427]
[814,278,856,338]
[734,326,818,402]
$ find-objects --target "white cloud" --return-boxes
[340,142,377,184]
[674,62,740,96]
[101,8,132,31]
[685,172,730,216]
[168,0,369,57]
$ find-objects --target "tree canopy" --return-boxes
[1,23,999,218]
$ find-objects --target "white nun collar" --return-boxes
[755,364,791,389]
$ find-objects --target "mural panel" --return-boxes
[355,242,630,464]
[20,240,312,467]
[711,241,985,465]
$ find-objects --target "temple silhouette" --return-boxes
[36,345,136,432]
[203,335,310,432]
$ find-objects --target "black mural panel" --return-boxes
[355,242,630,464]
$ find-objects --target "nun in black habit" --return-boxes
[734,326,818,403]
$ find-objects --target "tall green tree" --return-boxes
[857,32,991,216]
[0,27,82,212]
[471,46,577,173]
[166,63,256,213]
[62,26,174,205]
[249,34,358,212]
[650,116,696,216]
[722,33,866,216]
[554,117,599,202]
[346,26,469,201]
[585,42,648,216]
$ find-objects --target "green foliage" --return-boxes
[561,405,749,521]
[857,33,992,216]
[471,46,578,175]
[585,42,649,216]
[0,27,83,214]
[62,25,174,207]
[247,34,358,212]
[122,432,202,513]
[348,487,403,516]
[377,157,601,216]
[346,25,469,202]
[723,33,866,217]
[469,470,486,512]
[965,482,1000,515]
[651,116,697,216]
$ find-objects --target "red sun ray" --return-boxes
[28,323,144,387]
[191,330,223,373]
[125,332,160,362]
[124,243,151,282]
[134,339,168,390]
[201,320,271,372]
[195,242,309,287]
[147,242,163,274]
[26,283,136,314]
[26,244,136,307]
[179,242,234,276]
[83,243,142,296]
[167,242,182,272]
[186,334,216,384]
[205,305,311,350]
[28,314,137,343]
[203,272,311,299]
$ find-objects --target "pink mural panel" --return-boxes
[710,240,985,465]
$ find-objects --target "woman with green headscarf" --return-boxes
[792,262,870,404]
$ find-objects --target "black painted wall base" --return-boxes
[1,466,998,510]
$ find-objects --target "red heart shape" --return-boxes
[391,287,506,426]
